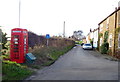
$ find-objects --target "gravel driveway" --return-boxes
[25,45,118,80]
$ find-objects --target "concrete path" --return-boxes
[26,45,118,80]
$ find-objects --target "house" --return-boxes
[82,37,87,44]
[86,33,90,43]
[93,28,99,48]
[0,28,2,51]
[86,29,93,43]
[86,28,98,48]
[98,6,120,56]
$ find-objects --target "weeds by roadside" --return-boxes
[25,45,74,69]
[2,60,33,81]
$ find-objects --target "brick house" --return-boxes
[98,7,120,57]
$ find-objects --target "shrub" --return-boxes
[2,60,32,80]
[100,42,109,54]
[107,49,112,55]
[104,42,109,50]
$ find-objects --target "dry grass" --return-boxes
[26,39,75,69]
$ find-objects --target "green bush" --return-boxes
[2,60,33,80]
[100,42,109,54]
[107,49,112,55]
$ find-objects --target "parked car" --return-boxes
[83,43,93,50]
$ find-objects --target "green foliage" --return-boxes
[100,42,109,54]
[0,29,2,51]
[116,27,120,32]
[107,49,112,55]
[2,60,32,80]
[100,31,109,54]
[99,33,103,38]
[2,32,8,49]
[49,46,73,61]
[75,41,82,44]
[100,44,107,54]
[115,27,120,51]
[27,45,74,69]
[90,39,93,47]
[104,31,109,43]
[3,60,27,68]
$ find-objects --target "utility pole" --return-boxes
[63,21,65,38]
[19,0,21,27]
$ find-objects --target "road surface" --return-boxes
[26,45,118,80]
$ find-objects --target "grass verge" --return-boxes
[27,45,74,68]
[2,45,74,81]
[2,61,33,81]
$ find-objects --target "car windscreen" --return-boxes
[84,44,91,46]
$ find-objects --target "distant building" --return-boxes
[86,33,90,43]
[86,29,94,44]
[93,28,99,48]
[82,37,87,44]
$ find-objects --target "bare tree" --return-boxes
[73,30,84,40]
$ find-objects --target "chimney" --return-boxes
[90,28,92,32]
[115,7,117,10]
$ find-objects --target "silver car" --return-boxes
[83,43,93,50]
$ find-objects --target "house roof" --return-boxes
[93,28,99,32]
[98,7,120,25]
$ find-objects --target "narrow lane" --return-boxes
[26,45,118,80]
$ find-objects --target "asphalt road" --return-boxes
[26,45,118,80]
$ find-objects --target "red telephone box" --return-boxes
[10,28,28,63]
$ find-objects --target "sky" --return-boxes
[0,0,120,37]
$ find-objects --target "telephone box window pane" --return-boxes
[14,45,18,47]
[12,31,21,33]
[14,48,18,49]
[14,51,18,52]
[14,38,18,41]
[14,35,19,38]
[14,42,18,44]
[24,36,27,38]
[23,31,27,33]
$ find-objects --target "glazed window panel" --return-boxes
[100,24,103,32]
[109,34,112,47]
[100,38,102,46]
[119,34,120,48]
[109,39,112,47]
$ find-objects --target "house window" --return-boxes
[118,34,120,48]
[100,38,102,46]
[100,24,103,32]
[107,18,109,24]
[109,34,112,47]
[106,18,109,29]
[106,24,108,29]
[109,39,112,47]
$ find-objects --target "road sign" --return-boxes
[46,34,50,47]
[46,34,50,39]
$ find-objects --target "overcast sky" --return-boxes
[0,0,120,37]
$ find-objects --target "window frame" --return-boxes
[118,33,120,48]
[109,34,112,47]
